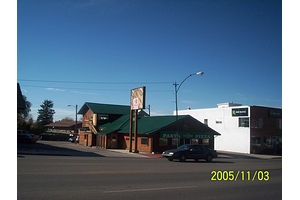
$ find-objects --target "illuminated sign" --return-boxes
[232,108,248,117]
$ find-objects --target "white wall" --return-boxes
[177,106,251,154]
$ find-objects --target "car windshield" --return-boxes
[177,144,191,150]
[20,134,32,138]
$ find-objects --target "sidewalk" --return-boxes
[17,140,282,159]
[216,150,282,159]
[108,149,164,158]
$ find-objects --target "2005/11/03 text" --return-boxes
[211,170,270,181]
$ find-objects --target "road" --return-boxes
[17,141,282,200]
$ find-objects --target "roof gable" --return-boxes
[78,102,130,115]
[45,121,82,128]
[98,115,130,135]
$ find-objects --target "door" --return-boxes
[191,145,206,159]
[189,145,201,159]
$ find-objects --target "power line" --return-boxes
[18,79,173,85]
[20,84,172,92]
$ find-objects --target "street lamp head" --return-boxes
[67,104,78,107]
[196,71,204,76]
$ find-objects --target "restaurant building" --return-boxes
[77,102,221,153]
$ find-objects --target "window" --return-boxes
[191,139,199,144]
[215,118,222,124]
[204,119,208,125]
[276,119,282,129]
[172,138,177,146]
[251,136,261,153]
[99,115,109,120]
[202,139,209,145]
[251,136,261,146]
[159,138,168,146]
[239,118,249,127]
[141,137,148,145]
[184,139,191,144]
[251,118,264,128]
[125,137,134,141]
[263,136,272,148]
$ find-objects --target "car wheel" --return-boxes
[179,154,186,162]
[168,158,173,161]
[206,154,213,162]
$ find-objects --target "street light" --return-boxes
[174,71,204,148]
[67,104,78,134]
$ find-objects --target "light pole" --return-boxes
[67,104,78,134]
[174,71,204,148]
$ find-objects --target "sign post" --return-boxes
[129,86,146,153]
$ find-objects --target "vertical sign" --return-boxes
[129,86,146,153]
[130,86,146,110]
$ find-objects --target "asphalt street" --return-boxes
[17,141,282,200]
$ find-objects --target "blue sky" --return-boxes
[16,0,283,121]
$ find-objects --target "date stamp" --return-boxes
[211,170,270,181]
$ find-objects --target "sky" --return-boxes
[15,0,284,122]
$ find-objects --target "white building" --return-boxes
[177,103,282,154]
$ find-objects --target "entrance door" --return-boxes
[117,134,125,149]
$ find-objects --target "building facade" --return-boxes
[77,102,220,153]
[177,103,282,154]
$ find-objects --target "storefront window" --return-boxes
[263,136,272,148]
[172,138,177,146]
[191,139,199,144]
[251,136,261,146]
[202,139,209,145]
[159,138,168,146]
[183,139,191,144]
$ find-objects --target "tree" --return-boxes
[36,100,55,126]
[61,117,74,122]
[17,95,32,130]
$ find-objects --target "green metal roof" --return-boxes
[98,115,184,135]
[78,102,130,115]
[97,114,221,136]
[98,115,129,135]
[118,115,187,135]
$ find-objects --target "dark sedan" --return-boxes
[162,144,218,162]
[17,134,36,144]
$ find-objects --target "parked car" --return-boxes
[69,135,79,143]
[17,134,36,144]
[162,144,218,162]
[69,136,75,142]
[17,130,29,135]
